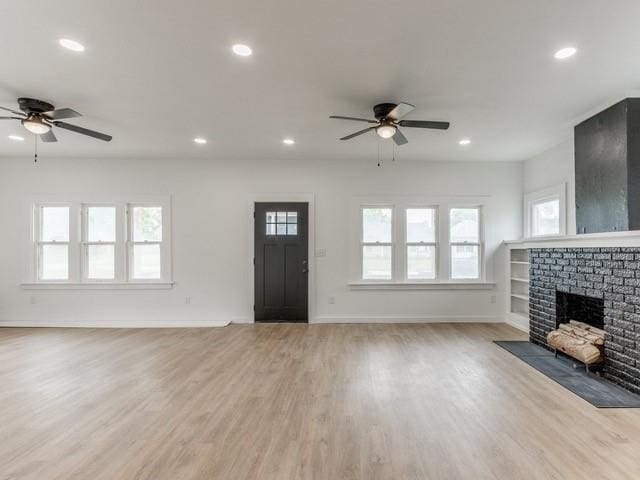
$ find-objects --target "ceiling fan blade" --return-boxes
[330,115,377,123]
[386,103,415,121]
[392,129,408,146]
[0,116,21,120]
[398,120,450,130]
[53,121,112,142]
[340,126,376,140]
[43,108,82,120]
[0,106,24,116]
[40,130,57,142]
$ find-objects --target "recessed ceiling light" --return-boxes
[8,134,24,142]
[459,138,471,146]
[554,47,577,60]
[59,38,85,52]
[283,138,295,145]
[193,137,207,144]
[232,44,252,57]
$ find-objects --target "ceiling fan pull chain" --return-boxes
[377,138,381,167]
[34,134,38,163]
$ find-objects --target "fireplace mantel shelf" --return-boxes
[504,230,640,249]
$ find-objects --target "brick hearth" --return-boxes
[529,247,640,394]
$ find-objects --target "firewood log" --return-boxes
[547,330,604,365]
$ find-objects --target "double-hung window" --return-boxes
[449,207,481,280]
[361,207,393,280]
[37,206,70,281]
[129,205,163,280]
[406,208,437,280]
[83,205,117,280]
[30,198,170,286]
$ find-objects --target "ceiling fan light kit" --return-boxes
[330,102,450,146]
[0,97,112,144]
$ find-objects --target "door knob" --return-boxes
[302,268,308,273]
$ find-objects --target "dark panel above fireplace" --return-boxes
[575,98,640,234]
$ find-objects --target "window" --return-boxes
[83,206,116,280]
[266,211,298,236]
[130,206,163,280]
[30,198,171,286]
[406,208,437,280]
[449,207,481,280]
[524,184,566,238]
[37,206,70,280]
[361,207,393,280]
[354,202,486,284]
[531,199,559,236]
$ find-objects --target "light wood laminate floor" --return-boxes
[1,323,639,480]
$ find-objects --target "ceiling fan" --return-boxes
[0,97,112,142]
[330,102,449,145]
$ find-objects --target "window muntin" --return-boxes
[83,206,116,281]
[406,208,437,280]
[361,207,393,280]
[266,211,298,236]
[449,207,481,280]
[38,206,70,280]
[129,206,163,280]
[531,198,560,236]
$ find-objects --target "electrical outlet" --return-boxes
[315,249,327,258]
[29,296,36,305]
[328,296,335,304]
[490,295,496,304]
[185,297,191,305]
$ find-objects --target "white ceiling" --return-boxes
[2,0,640,162]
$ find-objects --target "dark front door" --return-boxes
[254,202,308,322]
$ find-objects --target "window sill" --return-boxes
[348,281,495,291]
[20,282,175,290]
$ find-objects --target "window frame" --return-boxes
[27,196,172,288]
[127,203,167,283]
[448,206,484,281]
[360,205,394,281]
[404,206,439,281]
[34,203,76,283]
[81,204,120,282]
[524,184,566,238]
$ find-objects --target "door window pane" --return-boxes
[407,208,436,243]
[407,245,436,280]
[41,206,69,242]
[531,199,559,236]
[363,245,392,280]
[266,210,298,236]
[451,245,479,279]
[88,245,115,279]
[132,244,161,279]
[41,244,68,280]
[87,207,116,242]
[450,208,479,243]
[362,208,392,243]
[132,207,162,242]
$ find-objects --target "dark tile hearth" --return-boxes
[529,247,640,394]
[495,341,640,408]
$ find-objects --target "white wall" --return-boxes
[0,157,523,326]
[523,139,576,235]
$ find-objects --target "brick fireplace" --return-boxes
[529,247,640,394]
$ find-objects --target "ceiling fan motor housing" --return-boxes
[373,103,397,121]
[18,98,55,115]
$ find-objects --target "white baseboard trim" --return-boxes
[0,320,230,329]
[312,315,504,324]
[504,313,529,333]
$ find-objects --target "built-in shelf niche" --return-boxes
[509,247,529,319]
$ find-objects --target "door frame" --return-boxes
[248,193,315,323]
